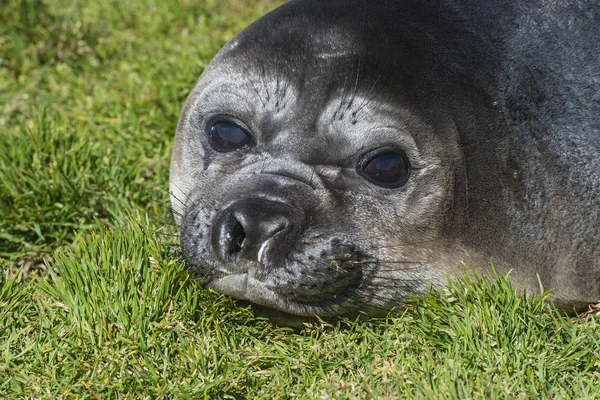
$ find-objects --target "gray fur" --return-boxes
[171,0,600,317]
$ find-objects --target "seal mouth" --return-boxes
[237,302,330,327]
[207,273,359,317]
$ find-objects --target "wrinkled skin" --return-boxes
[170,0,600,319]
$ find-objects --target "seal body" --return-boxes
[170,0,600,317]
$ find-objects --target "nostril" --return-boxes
[213,199,304,264]
[228,218,246,255]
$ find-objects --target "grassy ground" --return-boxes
[1,0,599,398]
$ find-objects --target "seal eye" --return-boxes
[207,117,252,152]
[358,151,411,188]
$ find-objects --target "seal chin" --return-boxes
[208,273,352,317]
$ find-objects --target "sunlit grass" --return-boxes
[1,0,599,397]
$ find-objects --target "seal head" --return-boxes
[171,0,600,317]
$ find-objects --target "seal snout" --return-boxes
[212,198,303,267]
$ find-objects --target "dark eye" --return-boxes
[207,116,252,152]
[358,150,411,188]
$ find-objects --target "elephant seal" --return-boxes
[170,0,600,318]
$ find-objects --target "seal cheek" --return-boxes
[211,198,304,271]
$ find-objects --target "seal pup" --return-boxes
[170,0,600,318]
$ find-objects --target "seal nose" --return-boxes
[212,199,302,265]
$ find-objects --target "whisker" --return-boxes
[333,69,351,119]
[168,180,194,207]
[167,192,187,209]
[351,54,362,103]
[153,198,184,217]
[259,64,269,103]
[153,213,178,226]
[352,57,391,117]
[245,66,267,108]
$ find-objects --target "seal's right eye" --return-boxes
[207,116,252,152]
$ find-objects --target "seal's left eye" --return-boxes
[357,150,411,188]
[207,118,252,152]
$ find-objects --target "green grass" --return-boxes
[1,0,599,398]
